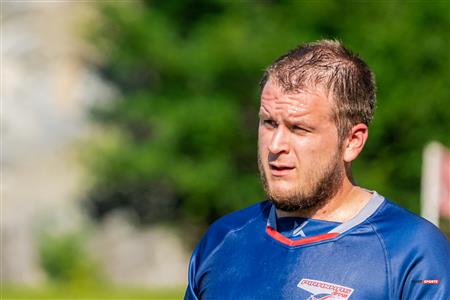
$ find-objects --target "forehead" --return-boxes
[260,80,333,118]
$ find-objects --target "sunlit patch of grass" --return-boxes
[1,285,185,300]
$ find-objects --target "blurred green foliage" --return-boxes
[38,231,101,286]
[84,0,449,229]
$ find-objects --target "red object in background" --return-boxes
[421,142,450,227]
[439,149,450,219]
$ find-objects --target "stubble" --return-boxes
[257,150,344,212]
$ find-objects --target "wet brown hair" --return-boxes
[260,40,376,142]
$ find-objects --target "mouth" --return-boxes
[269,163,295,177]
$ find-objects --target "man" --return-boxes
[184,40,449,299]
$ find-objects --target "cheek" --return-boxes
[292,135,339,161]
[258,127,271,150]
[291,137,318,155]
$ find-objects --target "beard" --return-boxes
[257,150,344,212]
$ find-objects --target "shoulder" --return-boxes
[205,201,270,243]
[371,198,448,246]
[369,197,449,272]
[369,197,449,298]
[192,201,270,262]
[185,201,270,298]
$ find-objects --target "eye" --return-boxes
[291,125,310,133]
[263,119,277,128]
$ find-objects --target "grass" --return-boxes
[1,285,185,300]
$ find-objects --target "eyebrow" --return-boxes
[258,105,271,117]
[258,111,269,118]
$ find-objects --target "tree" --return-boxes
[84,0,450,230]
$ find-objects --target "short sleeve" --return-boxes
[399,230,450,299]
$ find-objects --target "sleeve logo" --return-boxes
[297,278,354,299]
[413,279,440,285]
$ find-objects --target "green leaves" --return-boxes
[86,1,449,227]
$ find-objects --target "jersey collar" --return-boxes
[265,191,385,246]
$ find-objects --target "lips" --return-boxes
[269,163,295,176]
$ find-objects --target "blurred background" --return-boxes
[2,0,449,299]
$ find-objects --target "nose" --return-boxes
[268,125,290,154]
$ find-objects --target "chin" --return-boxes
[268,187,299,203]
[269,181,299,195]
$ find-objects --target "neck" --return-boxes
[276,179,372,222]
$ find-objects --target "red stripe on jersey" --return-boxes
[266,226,339,246]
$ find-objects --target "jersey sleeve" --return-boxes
[183,201,268,299]
[399,231,449,299]
[184,237,204,300]
[372,200,450,299]
[183,221,228,300]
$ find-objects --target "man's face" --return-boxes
[257,80,345,211]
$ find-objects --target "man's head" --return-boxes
[260,40,376,143]
[257,40,376,212]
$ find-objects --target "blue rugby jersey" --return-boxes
[185,192,450,299]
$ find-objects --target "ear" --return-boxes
[343,123,369,163]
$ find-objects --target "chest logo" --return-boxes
[297,278,354,299]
